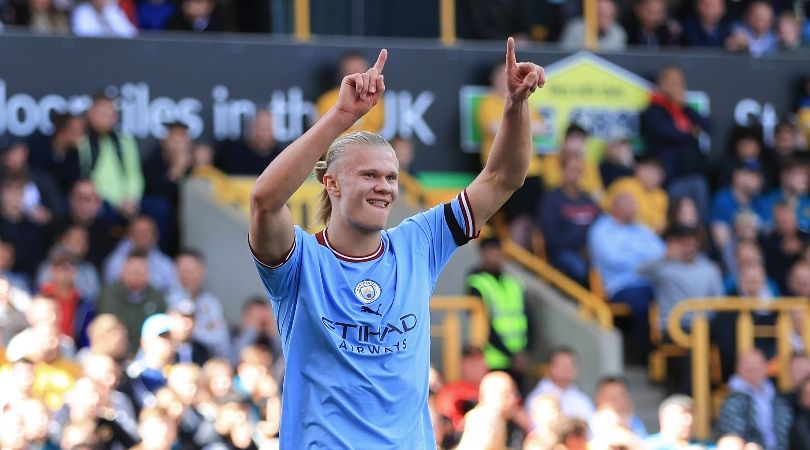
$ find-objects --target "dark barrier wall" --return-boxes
[1,32,807,172]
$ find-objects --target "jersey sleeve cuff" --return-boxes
[458,189,480,239]
[250,238,296,269]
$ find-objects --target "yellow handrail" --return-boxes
[439,0,457,46]
[294,0,311,42]
[501,240,613,330]
[667,297,810,440]
[430,296,489,382]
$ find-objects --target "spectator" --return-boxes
[645,394,700,449]
[103,215,179,292]
[231,297,282,367]
[476,371,530,448]
[167,299,210,366]
[8,323,81,411]
[717,349,793,450]
[209,395,257,450]
[76,93,144,222]
[540,151,601,286]
[1,140,66,225]
[592,376,647,437]
[167,249,231,358]
[390,136,415,174]
[623,0,680,47]
[725,0,779,56]
[640,66,711,220]
[52,377,137,449]
[542,123,604,199]
[37,250,93,347]
[233,344,274,410]
[723,126,777,189]
[200,358,237,407]
[165,363,219,448]
[641,225,723,335]
[682,0,733,47]
[0,239,33,293]
[191,141,215,171]
[527,347,595,421]
[550,417,590,450]
[130,407,177,450]
[770,120,804,166]
[559,0,627,50]
[477,61,545,249]
[141,121,193,254]
[0,354,36,411]
[522,394,560,449]
[667,195,703,230]
[49,179,117,270]
[27,111,84,197]
[589,193,665,360]
[467,237,534,392]
[71,0,137,37]
[436,345,488,432]
[0,275,27,347]
[18,397,57,449]
[14,294,77,359]
[97,252,167,356]
[37,226,101,301]
[126,313,174,408]
[710,163,769,260]
[8,0,69,33]
[215,109,282,176]
[782,353,810,414]
[315,53,385,133]
[165,0,228,32]
[79,313,129,364]
[0,177,48,281]
[455,405,507,450]
[761,200,808,292]
[137,0,176,30]
[775,12,802,50]
[80,352,138,436]
[0,403,30,450]
[764,157,810,233]
[789,376,810,449]
[603,155,668,234]
[599,135,635,188]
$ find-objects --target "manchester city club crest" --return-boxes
[354,280,382,304]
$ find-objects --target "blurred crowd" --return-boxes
[0,0,809,55]
[427,345,810,449]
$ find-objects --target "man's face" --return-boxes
[612,194,638,223]
[788,264,810,296]
[548,353,577,387]
[327,146,399,233]
[163,127,191,158]
[87,99,117,135]
[782,166,809,195]
[562,157,585,186]
[658,68,686,105]
[661,404,693,440]
[737,350,767,387]
[249,111,275,151]
[747,2,773,35]
[636,0,666,29]
[121,258,150,291]
[183,0,214,19]
[697,0,725,24]
[738,265,765,297]
[177,255,205,292]
[61,117,87,147]
[129,218,158,252]
[70,181,102,222]
[169,312,194,343]
[339,56,369,79]
[734,169,763,196]
[637,163,664,190]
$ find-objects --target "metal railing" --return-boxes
[667,297,810,440]
[430,296,489,382]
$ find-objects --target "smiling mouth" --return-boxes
[367,200,389,209]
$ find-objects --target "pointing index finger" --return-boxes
[506,37,517,68]
[373,49,388,73]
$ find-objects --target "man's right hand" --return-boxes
[333,49,387,125]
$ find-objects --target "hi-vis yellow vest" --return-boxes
[468,272,528,369]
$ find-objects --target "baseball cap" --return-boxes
[141,313,171,339]
[169,299,196,316]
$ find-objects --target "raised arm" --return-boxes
[466,37,545,229]
[249,49,388,265]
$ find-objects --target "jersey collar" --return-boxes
[315,228,385,263]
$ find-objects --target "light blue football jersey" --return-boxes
[252,191,478,449]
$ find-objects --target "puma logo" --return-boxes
[360,304,382,316]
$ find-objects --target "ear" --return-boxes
[323,173,341,197]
